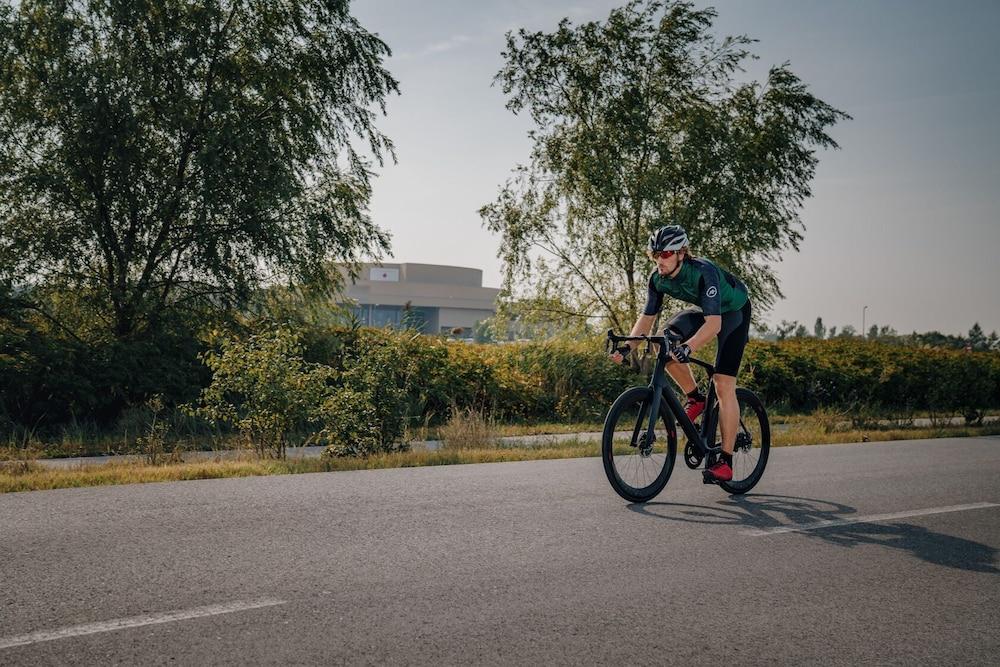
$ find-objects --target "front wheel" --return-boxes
[708,388,770,495]
[602,386,678,503]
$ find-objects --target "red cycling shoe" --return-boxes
[684,397,706,423]
[703,459,733,482]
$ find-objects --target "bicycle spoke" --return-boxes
[602,387,678,502]
[702,390,768,493]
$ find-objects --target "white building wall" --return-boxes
[438,308,494,331]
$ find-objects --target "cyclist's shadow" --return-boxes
[628,494,999,574]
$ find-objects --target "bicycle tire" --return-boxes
[602,386,678,503]
[709,388,770,495]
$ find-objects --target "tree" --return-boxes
[0,0,397,341]
[813,317,826,339]
[827,325,837,338]
[867,324,878,340]
[967,323,988,351]
[793,323,809,339]
[908,330,965,349]
[776,319,798,341]
[480,0,849,332]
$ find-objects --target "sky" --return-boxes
[350,0,1000,335]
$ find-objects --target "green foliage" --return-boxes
[481,0,849,332]
[813,317,826,340]
[342,330,635,423]
[760,316,999,351]
[742,338,1000,418]
[0,304,206,429]
[8,320,1000,453]
[0,0,396,340]
[299,325,638,428]
[190,327,333,458]
[137,395,170,465]
[315,329,414,457]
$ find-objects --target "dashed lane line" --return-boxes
[0,598,287,650]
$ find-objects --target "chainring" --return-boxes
[683,442,703,469]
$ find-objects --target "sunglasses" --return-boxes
[649,249,677,260]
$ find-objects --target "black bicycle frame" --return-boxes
[610,331,721,457]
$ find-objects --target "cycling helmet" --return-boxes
[648,225,688,253]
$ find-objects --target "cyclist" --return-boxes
[610,225,751,482]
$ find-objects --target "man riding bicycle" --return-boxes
[610,225,751,482]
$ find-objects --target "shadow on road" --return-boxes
[628,494,999,573]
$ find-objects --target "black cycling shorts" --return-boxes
[664,301,752,377]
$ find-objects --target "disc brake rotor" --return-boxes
[637,431,654,457]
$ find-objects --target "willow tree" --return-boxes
[480,0,849,332]
[0,0,397,340]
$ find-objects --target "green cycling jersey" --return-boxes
[643,256,749,316]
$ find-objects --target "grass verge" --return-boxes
[3,422,999,494]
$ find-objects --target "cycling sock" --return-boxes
[686,389,705,403]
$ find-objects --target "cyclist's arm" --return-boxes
[606,271,662,356]
[625,270,668,353]
[626,313,658,353]
[609,313,656,363]
[685,315,721,353]
[683,261,723,353]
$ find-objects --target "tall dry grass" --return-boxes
[438,406,499,449]
[4,421,999,494]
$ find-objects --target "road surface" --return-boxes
[2,437,998,665]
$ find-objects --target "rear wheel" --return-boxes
[708,388,769,494]
[602,387,678,503]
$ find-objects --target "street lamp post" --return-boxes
[862,305,869,337]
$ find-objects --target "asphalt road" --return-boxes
[2,437,999,665]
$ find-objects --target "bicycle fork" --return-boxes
[639,373,707,453]
[643,371,668,444]
[633,370,675,450]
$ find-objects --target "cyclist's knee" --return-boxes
[713,373,737,392]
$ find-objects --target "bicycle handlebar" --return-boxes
[606,328,714,372]
[606,328,683,347]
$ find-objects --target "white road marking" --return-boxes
[744,502,1000,536]
[0,598,286,650]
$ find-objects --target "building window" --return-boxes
[371,305,401,328]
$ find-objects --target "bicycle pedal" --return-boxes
[701,470,720,485]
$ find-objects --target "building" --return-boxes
[338,263,500,336]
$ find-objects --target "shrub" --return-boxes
[189,328,333,458]
[316,330,413,457]
[741,338,998,416]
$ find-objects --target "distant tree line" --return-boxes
[756,317,999,351]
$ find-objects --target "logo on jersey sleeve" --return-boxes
[706,286,718,298]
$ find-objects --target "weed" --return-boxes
[438,406,498,449]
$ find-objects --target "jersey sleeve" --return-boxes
[642,270,663,316]
[697,262,722,316]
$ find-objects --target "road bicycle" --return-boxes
[603,329,770,502]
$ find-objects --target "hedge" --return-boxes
[3,323,998,436]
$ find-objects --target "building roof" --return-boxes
[337,263,500,310]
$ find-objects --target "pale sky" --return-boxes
[352,0,1000,335]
